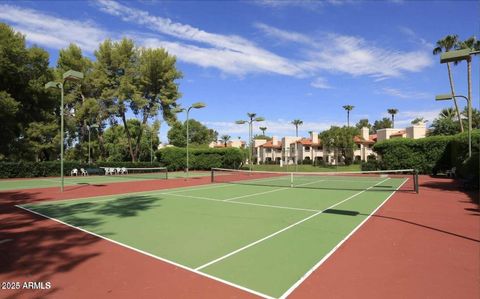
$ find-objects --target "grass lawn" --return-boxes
[246,164,362,173]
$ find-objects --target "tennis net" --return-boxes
[100,167,168,180]
[211,168,419,193]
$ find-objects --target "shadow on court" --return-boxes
[0,192,163,298]
[0,197,102,298]
[323,208,480,243]
[421,177,479,205]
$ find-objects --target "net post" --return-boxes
[290,172,293,188]
[414,170,419,194]
[165,168,168,180]
[211,168,215,183]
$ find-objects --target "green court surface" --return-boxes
[19,174,407,298]
[0,171,210,191]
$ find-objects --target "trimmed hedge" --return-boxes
[155,147,246,171]
[363,130,480,177]
[0,161,164,178]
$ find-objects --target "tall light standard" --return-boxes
[236,113,265,172]
[45,70,84,192]
[440,49,479,158]
[87,124,99,164]
[436,94,472,157]
[175,102,206,179]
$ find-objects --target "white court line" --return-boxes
[165,192,320,213]
[222,179,326,202]
[15,204,274,299]
[279,178,408,299]
[194,178,390,271]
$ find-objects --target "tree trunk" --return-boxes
[446,62,464,132]
[133,113,149,161]
[120,107,136,162]
[134,104,155,161]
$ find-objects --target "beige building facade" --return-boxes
[254,124,427,165]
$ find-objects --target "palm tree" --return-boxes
[220,135,231,147]
[342,105,354,127]
[411,117,426,125]
[291,119,303,137]
[387,108,398,128]
[439,107,457,120]
[259,126,267,135]
[433,35,463,132]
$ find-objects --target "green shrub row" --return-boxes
[0,161,164,178]
[362,130,479,178]
[155,147,246,171]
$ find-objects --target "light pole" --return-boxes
[436,94,472,157]
[175,102,206,179]
[45,70,84,192]
[150,128,154,164]
[87,124,99,164]
[236,113,265,172]
[440,49,479,158]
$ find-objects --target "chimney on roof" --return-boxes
[310,131,318,144]
[361,127,369,140]
[272,136,278,145]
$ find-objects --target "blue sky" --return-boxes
[0,0,478,142]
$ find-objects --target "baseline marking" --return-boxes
[15,204,274,299]
[278,178,408,299]
[194,178,390,271]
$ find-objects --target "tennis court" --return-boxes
[17,169,414,298]
[0,170,211,191]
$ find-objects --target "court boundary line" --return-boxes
[14,204,274,299]
[14,176,407,299]
[278,178,409,299]
[194,178,390,271]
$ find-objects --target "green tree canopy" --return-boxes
[0,23,55,161]
[355,119,372,133]
[372,118,393,132]
[167,119,217,147]
[320,126,359,165]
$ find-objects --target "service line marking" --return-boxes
[194,178,390,271]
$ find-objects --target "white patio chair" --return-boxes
[70,168,78,176]
[80,168,88,176]
[121,167,128,175]
[116,167,122,175]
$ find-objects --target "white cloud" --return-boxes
[310,77,332,89]
[379,87,431,99]
[256,24,433,80]
[0,4,109,52]
[0,2,434,83]
[96,0,304,76]
[139,37,303,76]
[398,26,434,49]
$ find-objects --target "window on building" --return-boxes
[266,148,271,153]
[305,146,310,151]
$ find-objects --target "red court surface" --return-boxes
[1,175,478,299]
